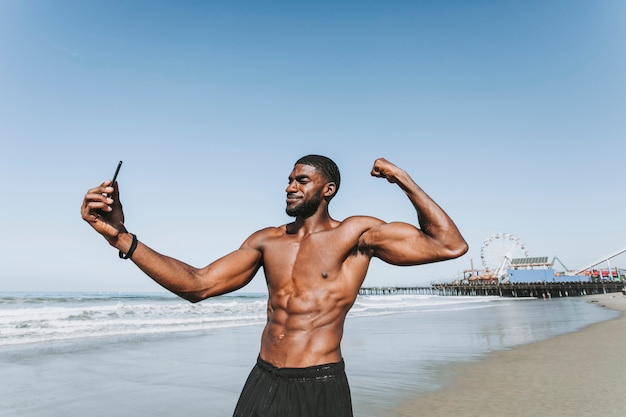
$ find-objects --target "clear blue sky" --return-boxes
[1,0,624,293]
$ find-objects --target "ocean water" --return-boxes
[0,292,268,347]
[0,292,619,417]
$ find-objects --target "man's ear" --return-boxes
[324,182,337,198]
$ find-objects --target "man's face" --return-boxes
[285,164,325,218]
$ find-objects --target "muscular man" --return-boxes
[81,155,468,417]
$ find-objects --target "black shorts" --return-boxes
[233,356,353,417]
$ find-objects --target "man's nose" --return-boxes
[286,180,297,193]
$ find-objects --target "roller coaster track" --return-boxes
[574,246,626,275]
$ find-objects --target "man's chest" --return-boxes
[261,232,368,288]
[262,235,339,275]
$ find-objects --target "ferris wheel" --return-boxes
[480,233,529,280]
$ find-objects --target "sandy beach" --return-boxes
[394,292,626,417]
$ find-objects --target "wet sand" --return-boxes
[394,292,626,417]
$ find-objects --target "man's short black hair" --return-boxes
[295,155,341,198]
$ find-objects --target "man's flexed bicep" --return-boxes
[361,221,461,266]
[367,157,468,265]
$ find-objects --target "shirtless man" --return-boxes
[81,155,468,417]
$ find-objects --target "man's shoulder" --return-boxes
[340,216,387,250]
[340,215,385,229]
[252,225,287,238]
[240,225,287,250]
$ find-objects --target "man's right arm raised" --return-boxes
[81,181,263,303]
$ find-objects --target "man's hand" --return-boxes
[81,180,127,245]
[370,158,403,184]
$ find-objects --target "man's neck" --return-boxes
[288,210,335,236]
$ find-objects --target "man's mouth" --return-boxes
[286,194,300,204]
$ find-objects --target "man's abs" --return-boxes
[258,305,347,368]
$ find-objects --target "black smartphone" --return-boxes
[111,161,123,185]
[105,161,123,197]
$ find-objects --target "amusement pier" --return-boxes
[360,234,626,298]
[359,281,625,298]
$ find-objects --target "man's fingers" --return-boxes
[84,191,114,207]
[90,200,113,212]
[370,166,387,179]
[86,183,114,197]
[81,201,112,222]
[371,159,400,183]
[81,186,115,222]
